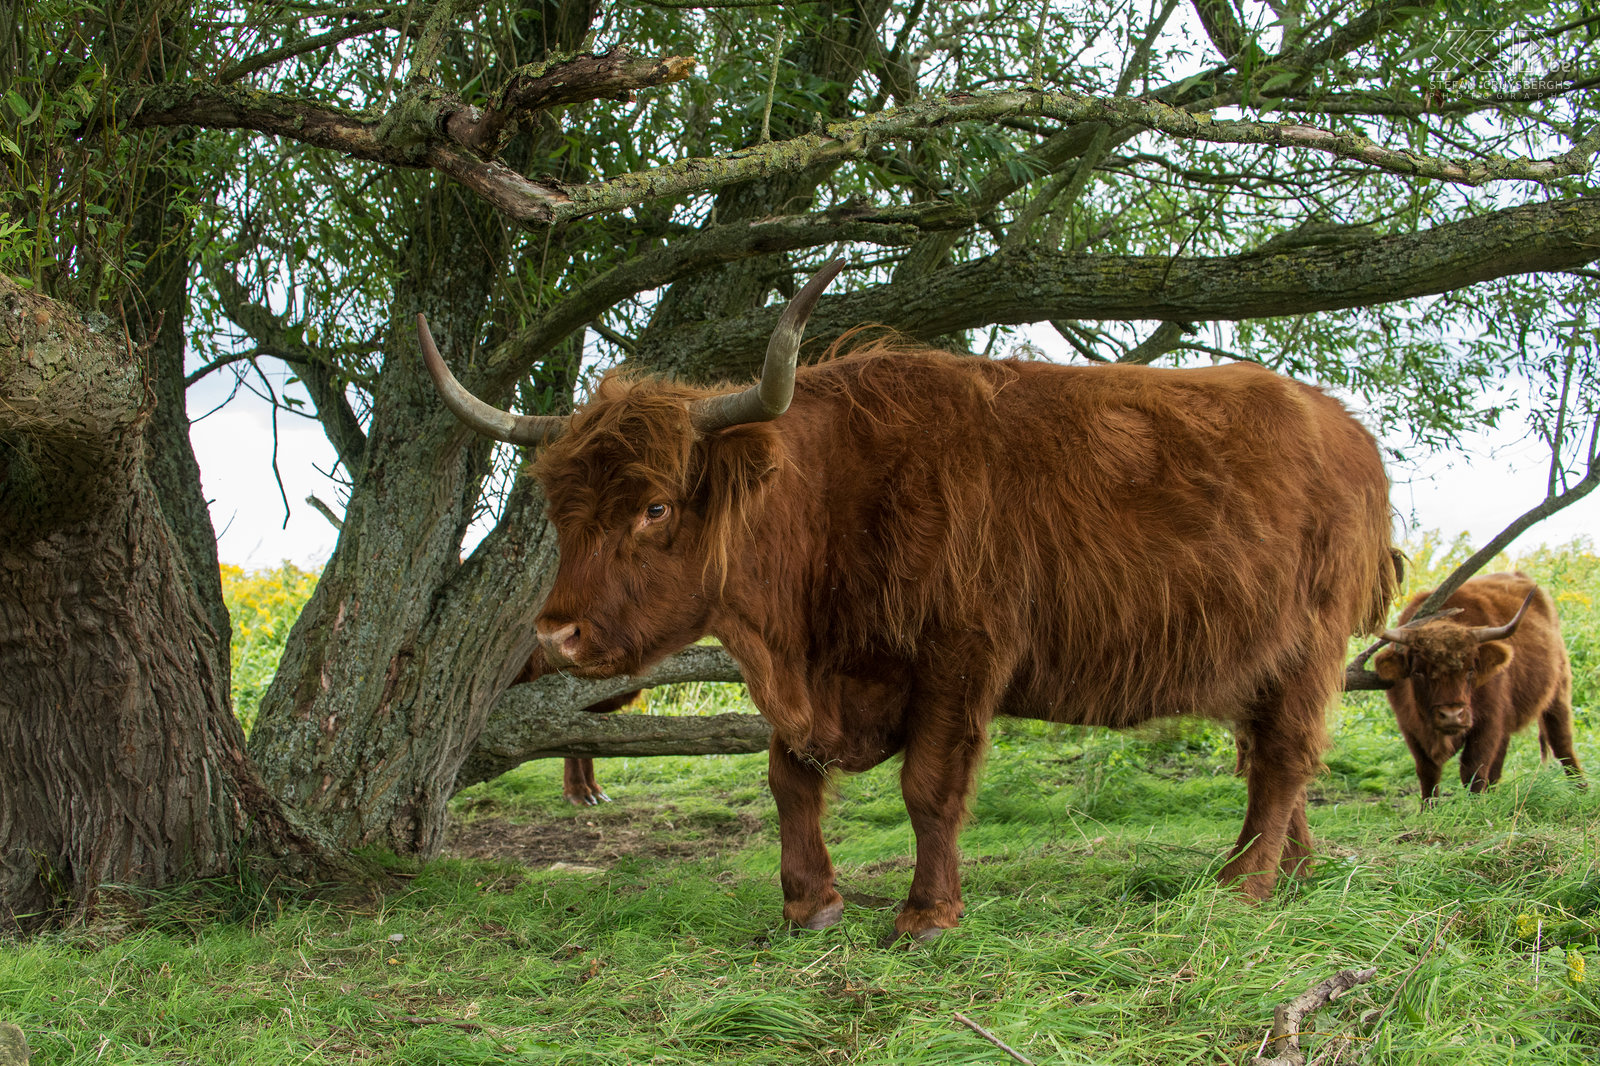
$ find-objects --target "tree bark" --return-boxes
[244,174,526,855]
[455,645,755,791]
[0,279,346,928]
[132,133,232,689]
[245,1,609,859]
[634,199,1600,380]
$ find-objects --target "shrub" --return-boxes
[219,562,321,733]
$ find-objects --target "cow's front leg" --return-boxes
[1404,735,1444,809]
[1459,729,1509,792]
[768,739,843,930]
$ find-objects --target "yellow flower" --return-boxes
[1569,951,1587,985]
[1515,913,1538,939]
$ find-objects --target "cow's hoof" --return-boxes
[792,899,844,931]
[878,925,947,949]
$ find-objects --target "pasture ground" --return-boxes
[6,537,1599,1063]
[6,694,1600,1065]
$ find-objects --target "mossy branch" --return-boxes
[455,645,759,791]
[110,85,1595,228]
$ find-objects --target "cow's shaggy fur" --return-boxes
[1375,572,1582,806]
[527,337,1398,938]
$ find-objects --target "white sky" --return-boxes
[188,349,1596,572]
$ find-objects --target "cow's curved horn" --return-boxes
[1378,605,1466,645]
[1379,625,1416,646]
[417,313,568,446]
[688,259,847,434]
[1469,588,1536,643]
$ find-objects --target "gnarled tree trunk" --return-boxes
[0,279,345,928]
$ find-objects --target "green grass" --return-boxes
[7,706,1599,1065]
[8,539,1598,1063]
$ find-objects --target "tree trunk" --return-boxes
[239,2,725,859]
[245,174,521,854]
[0,279,345,928]
[132,132,232,690]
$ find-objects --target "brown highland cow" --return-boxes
[1374,572,1583,806]
[422,262,1399,941]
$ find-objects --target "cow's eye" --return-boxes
[644,503,669,522]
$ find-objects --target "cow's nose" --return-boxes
[537,620,582,665]
[1434,705,1467,730]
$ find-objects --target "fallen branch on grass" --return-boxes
[953,1011,1036,1066]
[1250,966,1378,1066]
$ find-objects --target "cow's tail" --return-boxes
[1362,544,1404,636]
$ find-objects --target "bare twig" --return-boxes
[218,12,400,84]
[759,28,785,143]
[953,1011,1036,1066]
[1407,458,1599,620]
[306,494,344,530]
[1251,966,1378,1066]
[1366,910,1461,1031]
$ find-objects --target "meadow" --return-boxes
[4,539,1598,1064]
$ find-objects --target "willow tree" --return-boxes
[5,0,1598,910]
[0,0,355,927]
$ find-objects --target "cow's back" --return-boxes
[783,347,1396,729]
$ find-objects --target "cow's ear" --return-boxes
[690,423,781,538]
[693,424,780,502]
[1373,646,1409,681]
[1475,641,1514,683]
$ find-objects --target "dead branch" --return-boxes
[443,49,697,158]
[953,1011,1036,1066]
[1251,966,1378,1066]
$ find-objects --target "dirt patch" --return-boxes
[445,803,767,870]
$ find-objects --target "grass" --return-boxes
[7,538,1598,1063]
[7,707,1599,1064]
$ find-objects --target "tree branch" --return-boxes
[1119,320,1195,364]
[210,269,367,471]
[442,49,697,157]
[636,198,1600,378]
[217,12,402,85]
[112,84,1597,229]
[454,645,759,791]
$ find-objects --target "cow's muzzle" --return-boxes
[536,620,584,668]
[1430,704,1469,735]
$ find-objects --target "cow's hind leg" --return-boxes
[1541,680,1585,784]
[1220,678,1328,898]
[563,758,609,805]
[891,645,1007,943]
[893,717,988,942]
[769,739,843,930]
